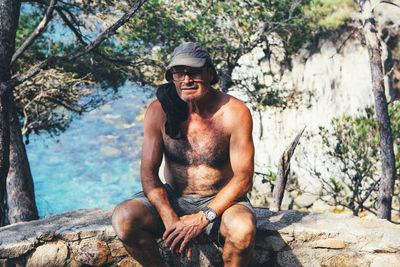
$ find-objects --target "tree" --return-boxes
[359,0,396,220]
[307,104,400,218]
[118,0,316,90]
[310,108,381,216]
[0,0,147,226]
[0,0,21,226]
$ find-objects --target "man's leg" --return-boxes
[219,204,256,267]
[112,199,167,267]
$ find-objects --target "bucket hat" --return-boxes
[165,42,218,85]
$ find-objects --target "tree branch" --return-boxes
[6,0,147,93]
[11,0,57,66]
[55,7,87,45]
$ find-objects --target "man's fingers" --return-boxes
[169,232,185,252]
[179,226,197,253]
[163,226,175,240]
[164,230,180,247]
[187,244,193,260]
[179,233,192,254]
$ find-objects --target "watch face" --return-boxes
[206,210,216,221]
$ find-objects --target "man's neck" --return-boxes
[187,88,218,117]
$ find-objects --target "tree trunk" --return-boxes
[359,0,396,220]
[0,92,10,226]
[0,0,21,226]
[7,96,38,223]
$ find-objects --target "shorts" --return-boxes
[131,184,255,246]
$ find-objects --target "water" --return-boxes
[26,84,154,218]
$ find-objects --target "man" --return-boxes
[112,42,256,266]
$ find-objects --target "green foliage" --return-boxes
[119,0,317,83]
[313,103,400,216]
[304,0,357,29]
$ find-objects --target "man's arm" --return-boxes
[140,101,179,226]
[206,100,254,216]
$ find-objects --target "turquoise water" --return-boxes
[26,84,154,217]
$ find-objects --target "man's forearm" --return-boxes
[142,177,179,224]
[206,175,253,217]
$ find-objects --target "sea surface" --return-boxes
[26,84,154,218]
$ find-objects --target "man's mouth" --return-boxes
[181,87,198,90]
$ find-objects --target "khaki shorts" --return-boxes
[131,184,255,246]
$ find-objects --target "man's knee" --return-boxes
[220,206,256,251]
[112,200,155,242]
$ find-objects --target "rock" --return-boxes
[314,238,346,249]
[0,239,36,258]
[118,257,142,267]
[257,235,288,252]
[26,241,68,267]
[75,239,112,266]
[321,254,356,267]
[36,231,54,241]
[370,254,400,267]
[1,208,400,266]
[108,240,128,257]
[229,23,394,207]
[294,193,318,209]
[277,250,303,267]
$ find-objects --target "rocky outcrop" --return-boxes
[229,7,400,210]
[0,208,399,266]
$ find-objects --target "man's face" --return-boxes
[171,65,212,102]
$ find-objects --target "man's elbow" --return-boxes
[240,175,253,194]
[245,179,253,193]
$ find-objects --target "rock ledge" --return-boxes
[0,208,399,266]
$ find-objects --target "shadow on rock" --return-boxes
[249,208,308,267]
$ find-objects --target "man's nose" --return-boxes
[183,73,193,83]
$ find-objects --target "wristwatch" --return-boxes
[202,207,217,222]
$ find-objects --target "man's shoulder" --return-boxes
[219,91,251,117]
[212,91,252,133]
[147,99,163,111]
[144,100,166,125]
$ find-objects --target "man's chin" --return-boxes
[179,92,200,102]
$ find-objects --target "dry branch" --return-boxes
[270,127,305,212]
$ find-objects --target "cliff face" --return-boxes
[229,7,400,209]
[0,208,399,267]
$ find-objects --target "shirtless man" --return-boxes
[112,42,256,266]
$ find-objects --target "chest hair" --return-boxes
[163,129,230,168]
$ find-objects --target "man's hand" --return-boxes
[163,211,209,260]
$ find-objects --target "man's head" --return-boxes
[165,42,218,102]
[165,42,218,85]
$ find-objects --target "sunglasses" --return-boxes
[170,66,208,82]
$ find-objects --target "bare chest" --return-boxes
[163,121,230,168]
